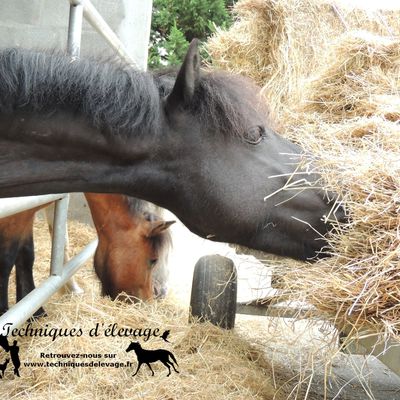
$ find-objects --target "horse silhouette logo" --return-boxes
[126,341,179,377]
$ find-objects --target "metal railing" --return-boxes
[0,0,150,333]
[69,0,139,68]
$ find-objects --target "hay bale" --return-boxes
[300,31,400,122]
[284,31,400,336]
[280,120,400,334]
[208,1,400,340]
[207,0,339,115]
[284,37,400,337]
[207,0,400,119]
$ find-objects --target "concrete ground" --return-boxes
[67,193,400,400]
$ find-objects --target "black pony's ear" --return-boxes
[166,39,200,112]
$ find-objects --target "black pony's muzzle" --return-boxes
[335,205,348,225]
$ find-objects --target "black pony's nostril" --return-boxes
[335,205,348,224]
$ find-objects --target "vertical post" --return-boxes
[53,0,83,276]
[118,0,153,70]
[67,1,83,58]
[50,196,70,276]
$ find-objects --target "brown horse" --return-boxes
[85,194,174,301]
[0,194,173,317]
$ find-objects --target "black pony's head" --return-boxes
[149,40,345,260]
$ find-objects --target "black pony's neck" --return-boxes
[0,48,163,139]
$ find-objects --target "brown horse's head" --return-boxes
[87,194,173,302]
[95,213,173,302]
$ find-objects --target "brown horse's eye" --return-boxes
[149,259,158,268]
[144,212,155,222]
[244,126,266,145]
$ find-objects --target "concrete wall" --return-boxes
[0,0,124,56]
[0,0,152,65]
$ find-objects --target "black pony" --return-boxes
[0,40,345,260]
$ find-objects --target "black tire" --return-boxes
[189,255,237,329]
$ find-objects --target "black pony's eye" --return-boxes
[243,126,266,145]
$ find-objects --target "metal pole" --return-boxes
[0,194,67,218]
[236,302,319,319]
[118,0,153,70]
[0,240,97,334]
[70,0,139,69]
[67,0,83,58]
[50,195,70,276]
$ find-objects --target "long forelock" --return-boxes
[155,68,268,140]
[191,72,267,138]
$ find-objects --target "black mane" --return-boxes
[0,48,161,137]
[0,48,264,140]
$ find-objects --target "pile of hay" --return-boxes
[1,218,285,400]
[207,0,400,119]
[300,31,400,122]
[284,30,400,338]
[208,1,400,340]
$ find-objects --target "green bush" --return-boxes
[149,0,234,68]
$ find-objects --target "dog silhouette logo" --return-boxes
[0,335,21,378]
[160,329,171,343]
[126,341,179,377]
[0,358,9,378]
